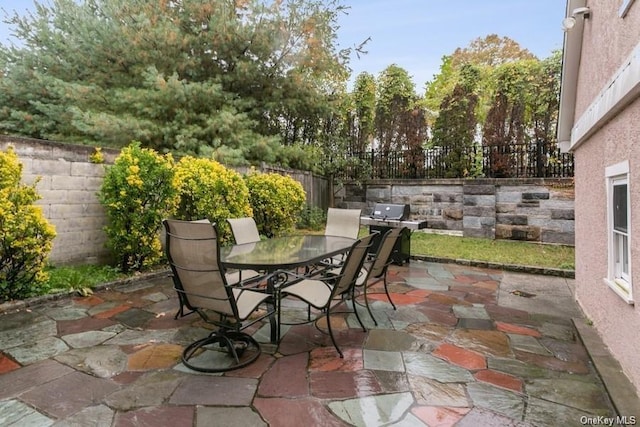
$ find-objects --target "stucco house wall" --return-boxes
[562,0,640,390]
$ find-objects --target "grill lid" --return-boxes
[371,203,410,220]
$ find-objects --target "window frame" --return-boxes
[620,0,636,17]
[605,160,634,304]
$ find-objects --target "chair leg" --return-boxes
[350,292,367,332]
[181,330,261,373]
[361,282,378,326]
[383,274,396,310]
[325,309,343,358]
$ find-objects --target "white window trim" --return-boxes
[604,160,634,304]
[620,0,636,17]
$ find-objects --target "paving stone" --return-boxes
[0,359,75,400]
[466,382,526,420]
[142,291,168,303]
[54,345,128,378]
[20,371,119,418]
[114,406,194,427]
[104,370,184,411]
[433,342,486,370]
[329,391,415,426]
[0,399,54,426]
[309,347,362,372]
[409,376,469,406]
[52,404,114,427]
[56,317,117,336]
[457,318,495,330]
[103,328,180,346]
[514,350,590,374]
[39,307,88,321]
[496,321,541,337]
[0,352,21,374]
[404,323,451,343]
[453,304,490,320]
[525,396,601,427]
[171,376,258,406]
[508,334,552,355]
[540,322,575,341]
[254,397,345,427]
[258,352,309,398]
[474,369,523,392]
[525,378,612,415]
[311,370,382,399]
[405,278,449,291]
[403,352,474,383]
[61,331,117,349]
[413,406,471,426]
[0,319,57,350]
[373,370,411,393]
[539,336,589,364]
[127,343,183,370]
[87,302,130,318]
[7,336,69,365]
[365,329,418,352]
[487,357,554,379]
[113,307,155,328]
[364,349,404,372]
[456,407,530,427]
[0,310,48,332]
[196,406,265,427]
[449,329,512,357]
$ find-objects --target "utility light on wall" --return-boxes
[562,7,591,31]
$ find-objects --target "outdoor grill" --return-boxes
[361,203,428,265]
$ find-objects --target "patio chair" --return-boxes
[226,217,263,285]
[322,208,362,268]
[354,227,406,325]
[324,207,362,239]
[163,219,274,373]
[278,233,376,358]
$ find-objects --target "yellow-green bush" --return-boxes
[245,171,306,237]
[0,146,56,301]
[173,156,252,242]
[99,142,177,272]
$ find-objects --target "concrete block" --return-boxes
[464,227,495,239]
[32,159,71,175]
[542,230,575,245]
[463,184,496,195]
[71,162,106,177]
[522,192,550,200]
[443,208,463,220]
[551,209,575,220]
[496,203,517,214]
[496,214,528,226]
[463,206,496,217]
[464,195,495,207]
[52,175,86,191]
[67,190,100,204]
[433,193,464,203]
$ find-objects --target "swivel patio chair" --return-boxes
[278,233,376,358]
[163,219,274,373]
[355,226,406,325]
[226,217,263,286]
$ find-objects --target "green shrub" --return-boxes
[245,170,306,237]
[99,142,177,273]
[173,156,252,242]
[296,206,326,231]
[0,146,57,301]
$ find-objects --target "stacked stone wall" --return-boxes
[336,178,575,245]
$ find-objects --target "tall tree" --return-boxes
[0,0,353,166]
[374,64,416,153]
[431,64,480,178]
[350,72,376,152]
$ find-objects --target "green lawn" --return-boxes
[410,232,575,270]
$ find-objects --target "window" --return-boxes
[605,161,633,304]
[620,0,636,17]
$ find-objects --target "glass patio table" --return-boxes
[220,234,356,342]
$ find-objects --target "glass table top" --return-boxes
[220,235,355,270]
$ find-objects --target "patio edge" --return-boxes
[411,255,575,278]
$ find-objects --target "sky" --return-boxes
[0,0,568,91]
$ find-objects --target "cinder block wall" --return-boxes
[0,136,120,264]
[336,178,575,245]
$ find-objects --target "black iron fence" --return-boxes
[340,142,574,180]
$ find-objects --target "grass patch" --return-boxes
[45,265,123,296]
[410,232,575,270]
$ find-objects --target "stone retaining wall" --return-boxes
[336,178,575,245]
